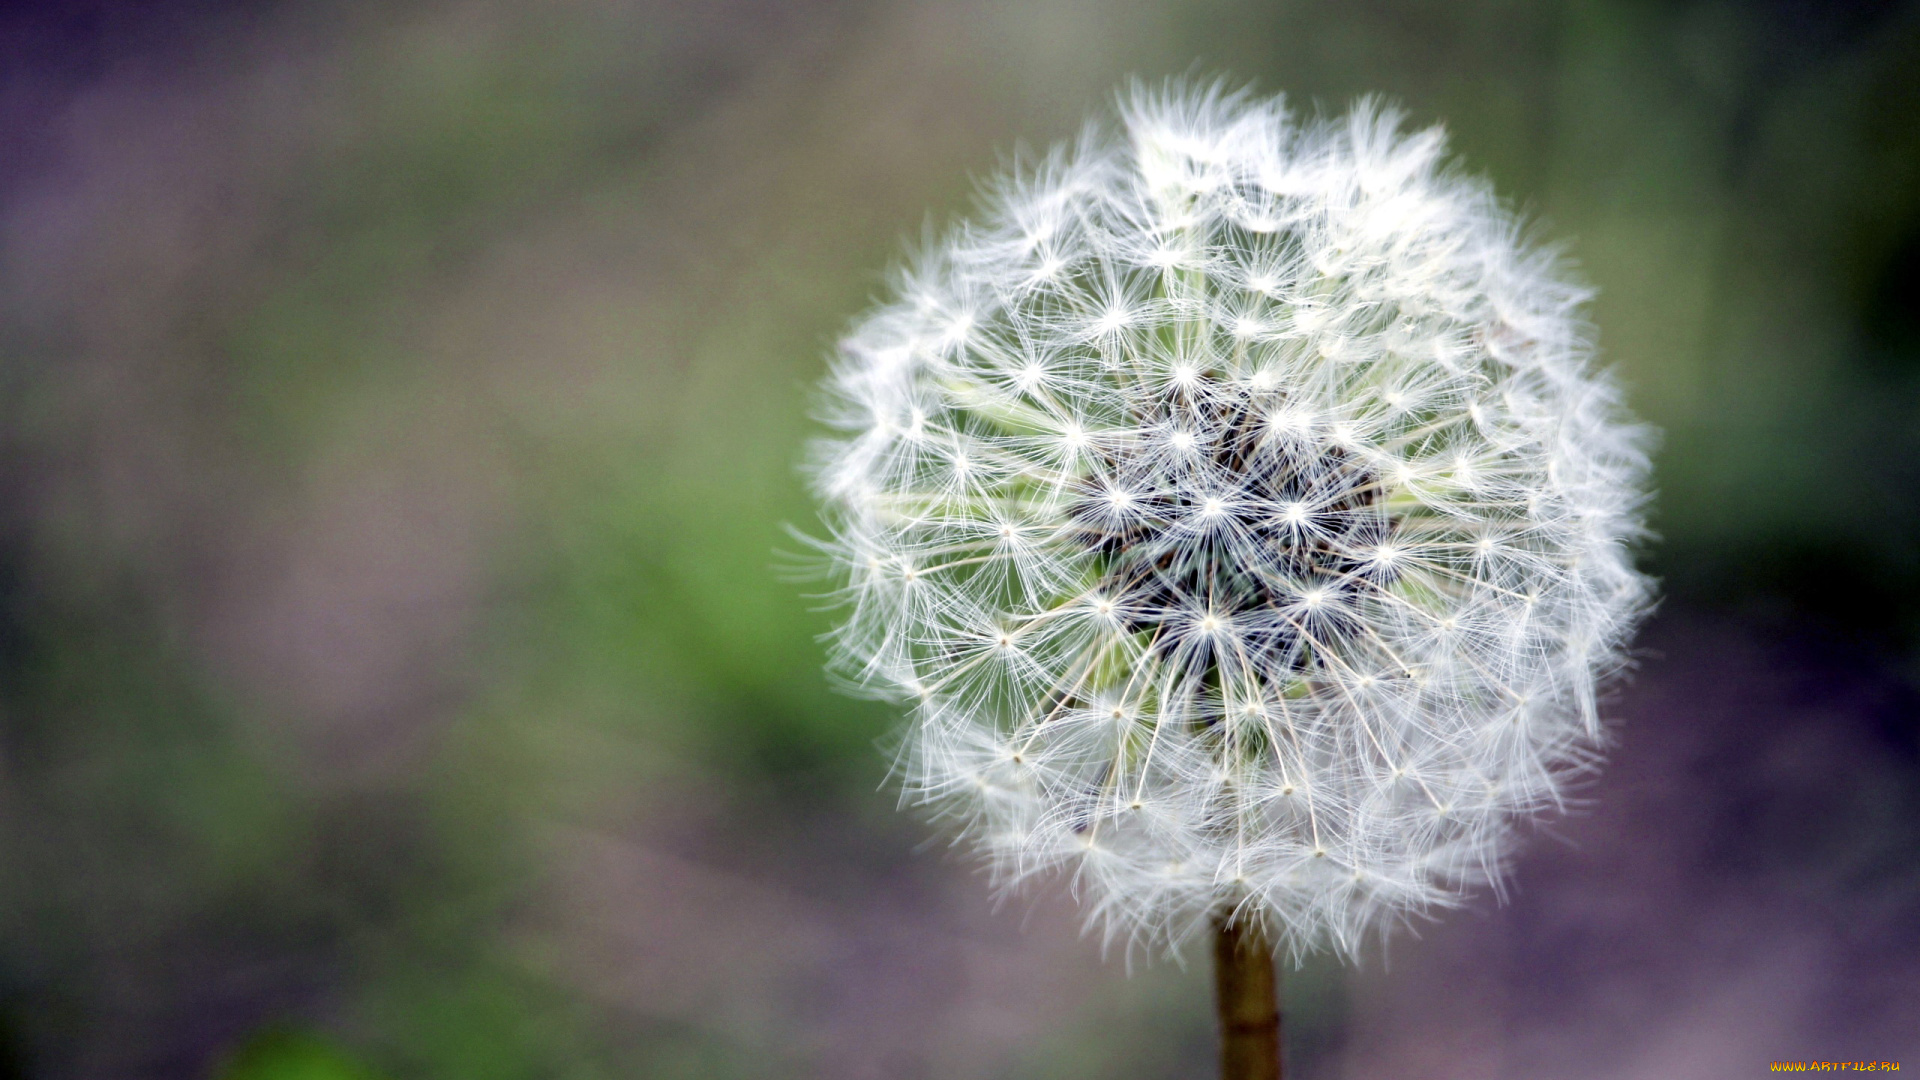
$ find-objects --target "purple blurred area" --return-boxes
[0,0,1915,1077]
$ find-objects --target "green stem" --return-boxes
[1213,909,1281,1080]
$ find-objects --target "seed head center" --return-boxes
[1071,380,1390,671]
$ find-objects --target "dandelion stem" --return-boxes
[1213,909,1281,1080]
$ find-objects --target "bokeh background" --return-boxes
[0,0,1916,1077]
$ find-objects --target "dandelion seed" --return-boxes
[805,81,1653,971]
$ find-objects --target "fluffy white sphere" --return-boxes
[807,83,1653,957]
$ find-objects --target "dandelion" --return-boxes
[804,80,1652,1078]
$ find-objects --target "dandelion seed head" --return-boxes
[806,81,1653,959]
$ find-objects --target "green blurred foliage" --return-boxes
[213,1031,382,1080]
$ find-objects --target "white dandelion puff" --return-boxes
[804,81,1654,961]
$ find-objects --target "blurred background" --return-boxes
[0,0,1915,1076]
